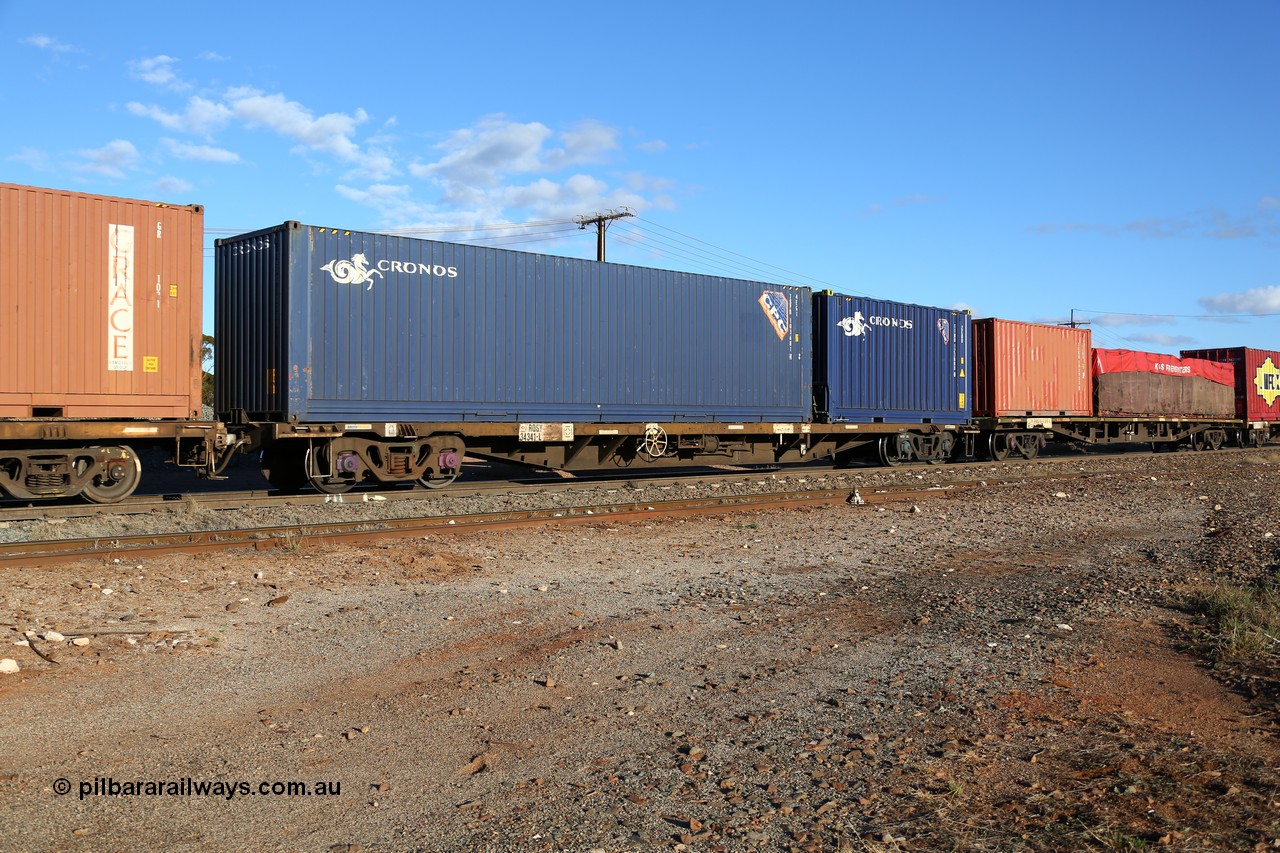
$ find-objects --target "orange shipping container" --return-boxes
[973,319,1092,417]
[0,183,203,418]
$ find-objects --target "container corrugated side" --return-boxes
[972,319,1091,417]
[812,293,970,423]
[1181,347,1280,422]
[0,183,204,418]
[216,223,811,423]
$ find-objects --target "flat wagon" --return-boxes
[0,183,223,501]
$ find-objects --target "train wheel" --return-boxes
[1254,430,1268,448]
[80,447,141,504]
[305,445,355,495]
[417,472,459,490]
[1205,431,1223,451]
[927,433,955,465]
[1019,438,1041,460]
[261,444,308,493]
[878,435,912,467]
[416,447,462,490]
[988,433,1011,461]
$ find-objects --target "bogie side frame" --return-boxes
[0,420,229,503]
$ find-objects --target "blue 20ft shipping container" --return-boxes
[812,293,971,423]
[215,222,812,423]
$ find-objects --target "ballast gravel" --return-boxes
[0,448,1277,851]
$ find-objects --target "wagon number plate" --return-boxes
[518,423,574,443]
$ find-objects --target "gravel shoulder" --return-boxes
[1,451,1278,851]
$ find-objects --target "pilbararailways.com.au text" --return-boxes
[55,777,342,801]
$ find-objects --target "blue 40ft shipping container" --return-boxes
[812,293,971,423]
[215,223,812,423]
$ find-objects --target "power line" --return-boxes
[630,217,871,296]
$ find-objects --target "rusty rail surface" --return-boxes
[0,483,971,568]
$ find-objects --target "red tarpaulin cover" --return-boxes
[1092,348,1234,386]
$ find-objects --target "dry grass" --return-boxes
[1176,578,1280,694]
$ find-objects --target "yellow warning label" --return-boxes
[959,392,966,408]
[169,284,179,297]
[1254,356,1280,406]
[143,356,159,373]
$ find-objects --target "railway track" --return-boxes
[0,445,1270,567]
[0,464,1137,566]
[0,443,1261,524]
[0,479,996,567]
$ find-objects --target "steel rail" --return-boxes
[0,482,975,568]
[0,443,1267,523]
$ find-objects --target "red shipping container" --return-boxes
[973,319,1091,417]
[1180,347,1280,422]
[0,183,204,418]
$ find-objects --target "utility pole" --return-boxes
[575,207,634,262]
[1060,309,1091,328]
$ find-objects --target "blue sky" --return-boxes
[2,1,1278,350]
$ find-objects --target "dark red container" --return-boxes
[972,319,1092,417]
[0,183,204,418]
[1180,347,1280,422]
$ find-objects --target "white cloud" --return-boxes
[1087,313,1176,327]
[128,96,232,135]
[226,87,367,161]
[1198,284,1280,315]
[414,116,626,187]
[637,139,669,154]
[130,55,190,91]
[1124,332,1195,347]
[8,147,50,170]
[396,116,664,224]
[415,117,555,185]
[162,138,240,163]
[26,35,75,53]
[861,194,941,217]
[75,140,139,178]
[154,176,193,194]
[555,120,619,163]
[1036,201,1280,242]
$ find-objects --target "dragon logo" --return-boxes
[937,317,950,345]
[1255,356,1280,407]
[320,253,385,291]
[837,311,869,338]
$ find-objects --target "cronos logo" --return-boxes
[320,253,459,290]
[321,254,384,290]
[1255,356,1280,406]
[837,311,914,338]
